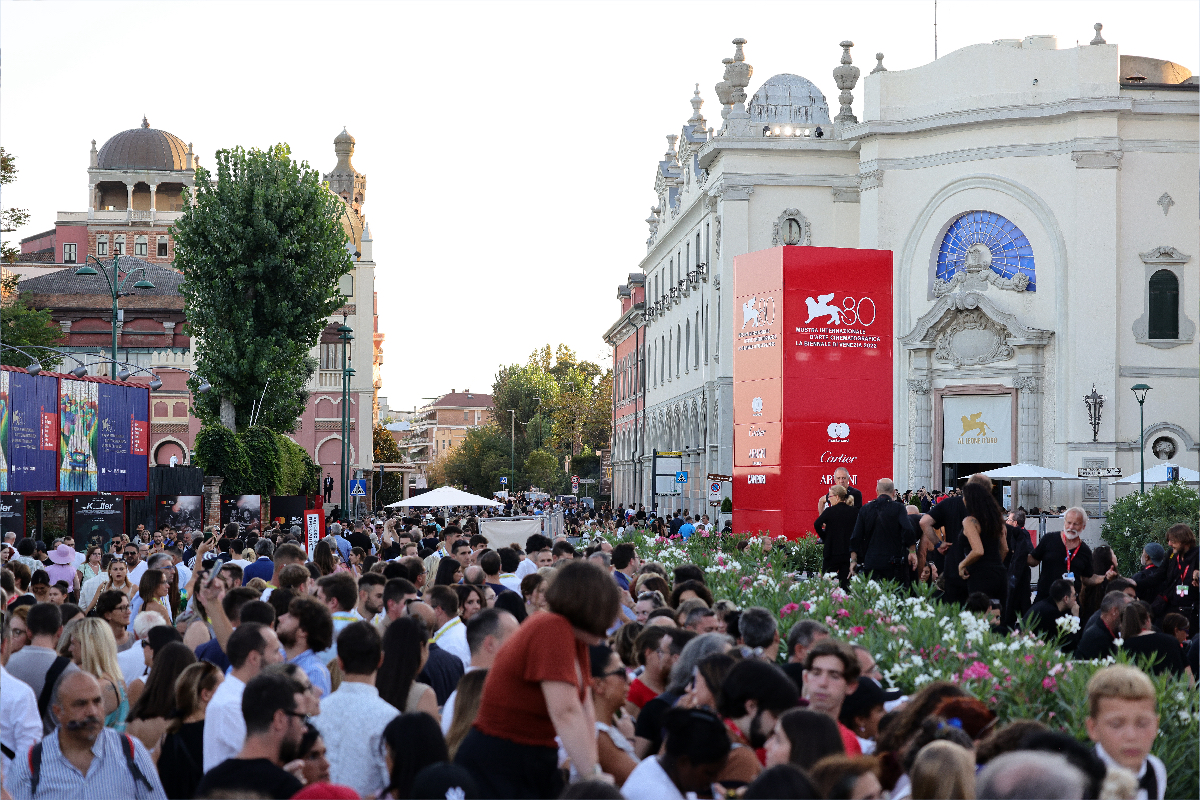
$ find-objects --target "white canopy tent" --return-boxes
[385,486,502,508]
[1114,464,1200,485]
[982,464,1083,481]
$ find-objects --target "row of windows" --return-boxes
[652,222,711,305]
[92,235,168,259]
[651,305,709,388]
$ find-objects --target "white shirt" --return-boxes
[430,617,471,669]
[622,755,686,800]
[312,682,399,798]
[128,560,149,586]
[1095,742,1166,800]
[1,665,42,794]
[515,558,539,580]
[498,573,522,593]
[118,642,148,687]
[202,673,246,772]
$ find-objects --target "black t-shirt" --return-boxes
[194,758,303,800]
[1123,632,1187,676]
[1032,534,1094,599]
[380,542,403,560]
[347,530,372,553]
[633,690,680,755]
[929,497,969,589]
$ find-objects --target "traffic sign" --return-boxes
[349,479,366,497]
[500,476,508,485]
[709,481,722,502]
[1077,467,1122,478]
[707,473,732,482]
[676,471,688,484]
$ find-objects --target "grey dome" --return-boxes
[97,118,189,171]
[748,74,832,126]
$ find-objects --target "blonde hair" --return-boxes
[910,740,976,800]
[446,669,488,757]
[72,617,124,687]
[1086,664,1156,718]
[829,485,855,507]
[168,661,223,735]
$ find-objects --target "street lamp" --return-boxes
[338,319,355,518]
[1131,383,1152,494]
[507,409,516,498]
[1083,385,1105,443]
[73,253,155,377]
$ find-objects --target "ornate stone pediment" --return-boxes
[771,208,811,247]
[932,243,1030,296]
[900,290,1051,366]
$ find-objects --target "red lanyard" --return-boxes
[1176,554,1192,583]
[1061,533,1080,573]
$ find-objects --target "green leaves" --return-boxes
[1102,484,1200,574]
[194,422,318,497]
[173,144,353,432]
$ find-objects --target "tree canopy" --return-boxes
[172,144,353,432]
[1,273,66,369]
[1,147,30,264]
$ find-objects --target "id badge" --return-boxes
[1062,572,1075,581]
[1177,584,1189,598]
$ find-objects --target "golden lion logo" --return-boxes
[960,412,992,437]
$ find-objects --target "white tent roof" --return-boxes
[1114,463,1200,485]
[982,463,1082,481]
[385,486,502,508]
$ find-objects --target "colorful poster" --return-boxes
[270,495,307,531]
[72,495,123,551]
[8,372,58,492]
[156,495,203,532]
[0,371,9,492]
[0,494,23,542]
[97,384,150,493]
[220,495,262,535]
[59,379,99,492]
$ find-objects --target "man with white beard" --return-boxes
[1028,507,1108,601]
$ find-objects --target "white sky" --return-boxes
[2,1,1195,413]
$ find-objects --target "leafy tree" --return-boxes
[1102,483,1200,574]
[524,448,565,494]
[172,144,353,432]
[240,426,282,495]
[1,274,66,369]
[373,423,408,507]
[193,424,251,495]
[1,148,31,264]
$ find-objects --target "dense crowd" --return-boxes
[0,472,1196,800]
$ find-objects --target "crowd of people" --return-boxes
[0,475,1196,800]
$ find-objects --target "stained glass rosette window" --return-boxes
[936,211,1036,291]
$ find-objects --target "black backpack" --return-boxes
[27,732,153,798]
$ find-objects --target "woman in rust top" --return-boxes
[455,560,620,798]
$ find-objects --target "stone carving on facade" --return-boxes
[771,208,812,247]
[832,41,860,124]
[932,243,1030,296]
[1090,23,1105,45]
[932,309,1015,366]
[907,379,931,395]
[1157,192,1174,216]
[714,39,753,136]
[859,169,883,190]
[1139,245,1190,265]
[871,53,887,74]
[713,215,722,259]
[1071,149,1122,169]
[1012,375,1041,392]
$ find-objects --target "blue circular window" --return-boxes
[936,211,1036,291]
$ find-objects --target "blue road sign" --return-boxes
[676,471,688,484]
[500,476,508,485]
[349,479,367,497]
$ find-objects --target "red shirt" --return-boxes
[839,722,863,756]
[472,612,590,748]
[626,678,658,709]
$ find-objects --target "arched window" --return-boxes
[685,320,691,373]
[936,211,1035,290]
[1148,270,1179,340]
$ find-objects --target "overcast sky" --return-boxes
[3,1,1195,412]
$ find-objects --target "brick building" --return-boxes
[403,391,495,469]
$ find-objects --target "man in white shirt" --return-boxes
[353,573,386,624]
[117,611,169,686]
[440,609,519,734]
[514,534,553,580]
[1,615,43,795]
[202,622,284,772]
[312,622,398,798]
[426,586,471,669]
[622,707,730,800]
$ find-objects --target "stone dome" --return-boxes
[97,117,189,171]
[748,74,832,126]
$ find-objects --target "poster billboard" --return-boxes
[0,372,9,492]
[7,371,58,492]
[303,509,324,558]
[156,495,203,532]
[732,246,893,538]
[97,384,149,493]
[72,495,124,551]
[220,495,262,535]
[0,495,24,542]
[270,496,307,532]
[59,378,99,492]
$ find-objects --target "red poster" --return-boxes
[130,417,148,456]
[732,246,893,539]
[39,410,57,451]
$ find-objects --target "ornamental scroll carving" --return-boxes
[907,379,931,395]
[1012,376,1041,392]
[771,208,812,247]
[933,243,1030,296]
[933,309,1014,367]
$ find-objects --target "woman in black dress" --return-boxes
[814,485,858,588]
[157,660,223,799]
[957,480,1009,605]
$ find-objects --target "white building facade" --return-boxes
[607,29,1198,516]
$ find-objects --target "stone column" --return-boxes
[908,379,933,490]
[125,183,134,210]
[204,476,225,530]
[1014,375,1043,509]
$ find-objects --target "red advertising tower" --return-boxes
[732,246,893,538]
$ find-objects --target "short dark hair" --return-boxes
[785,620,828,659]
[222,587,263,621]
[382,561,408,580]
[719,659,800,718]
[267,589,294,622]
[670,580,713,609]
[238,600,277,627]
[274,543,306,565]
[545,561,622,637]
[478,550,501,576]
[551,541,575,558]
[450,539,471,554]
[1048,578,1076,604]
[633,626,670,666]
[661,706,730,765]
[525,534,552,553]
[804,639,862,683]
[965,592,994,613]
[227,622,271,670]
[317,572,358,611]
[427,585,459,617]
[384,578,418,608]
[738,606,778,649]
[469,534,488,548]
[337,621,382,676]
[241,672,300,735]
[25,602,62,637]
[465,608,506,655]
[673,564,705,585]
[288,595,334,654]
[612,543,637,570]
[358,572,387,592]
[498,547,520,573]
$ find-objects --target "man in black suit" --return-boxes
[1023,578,1079,644]
[1075,591,1131,661]
[849,479,919,585]
[1131,542,1166,604]
[323,473,334,503]
[817,467,863,514]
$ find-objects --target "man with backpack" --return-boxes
[5,604,78,735]
[7,670,166,799]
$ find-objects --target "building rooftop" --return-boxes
[97,117,190,171]
[424,391,494,409]
[17,258,185,297]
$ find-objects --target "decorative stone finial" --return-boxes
[688,83,706,129]
[833,41,860,124]
[1090,23,1105,45]
[715,58,735,121]
[664,135,679,165]
[871,53,887,74]
[727,38,753,115]
[141,115,150,128]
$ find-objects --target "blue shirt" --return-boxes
[7,727,167,800]
[195,636,230,673]
[328,535,351,563]
[678,523,696,539]
[287,649,332,700]
[240,557,274,586]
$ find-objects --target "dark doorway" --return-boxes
[942,462,1009,501]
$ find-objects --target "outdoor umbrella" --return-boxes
[385,486,502,508]
[982,463,1082,509]
[1114,464,1200,485]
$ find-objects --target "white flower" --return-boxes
[1056,615,1081,633]
[1113,637,1124,647]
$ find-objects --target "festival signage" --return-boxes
[7,371,59,492]
[0,372,9,492]
[72,495,124,550]
[59,378,99,492]
[220,495,262,535]
[0,494,24,542]
[270,496,307,531]
[303,509,324,558]
[156,495,203,531]
[96,384,150,493]
[941,395,1012,464]
[732,246,893,538]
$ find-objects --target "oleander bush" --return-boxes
[1102,483,1199,575]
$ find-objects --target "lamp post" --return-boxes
[508,409,516,498]
[338,319,354,519]
[72,253,155,377]
[1083,385,1105,442]
[1131,383,1152,494]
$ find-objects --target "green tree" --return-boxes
[172,144,353,432]
[1103,483,1200,574]
[373,423,408,507]
[524,448,565,494]
[1,148,31,264]
[1,274,66,369]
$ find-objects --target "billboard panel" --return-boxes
[72,495,124,551]
[220,495,262,535]
[0,372,9,492]
[97,384,149,493]
[0,495,24,542]
[59,379,99,492]
[8,372,58,492]
[270,496,308,531]
[732,246,893,538]
[156,495,203,532]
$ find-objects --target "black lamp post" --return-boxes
[338,319,355,517]
[72,253,155,377]
[1131,383,1152,494]
[1083,385,1105,443]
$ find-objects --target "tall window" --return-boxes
[1148,270,1180,339]
[96,235,108,256]
[63,243,77,264]
[114,235,125,255]
[705,223,710,264]
[685,320,691,373]
[320,343,339,370]
[157,236,168,257]
[134,236,148,257]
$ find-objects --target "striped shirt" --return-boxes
[5,728,166,800]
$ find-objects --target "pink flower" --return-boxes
[780,603,800,618]
[1042,676,1057,692]
[801,602,812,612]
[836,608,851,618]
[961,661,993,681]
[850,626,866,635]
[1023,654,1034,664]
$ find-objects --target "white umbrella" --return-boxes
[385,486,502,508]
[1114,463,1200,485]
[983,464,1083,481]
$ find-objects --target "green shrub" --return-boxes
[276,433,319,496]
[1102,483,1200,574]
[239,426,282,496]
[720,497,732,513]
[193,424,249,494]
